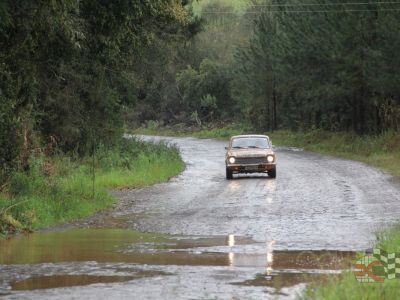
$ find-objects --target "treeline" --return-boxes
[140,0,400,135]
[235,0,400,133]
[0,0,196,183]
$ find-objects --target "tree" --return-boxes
[233,0,400,133]
[0,0,191,181]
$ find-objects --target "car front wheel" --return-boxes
[268,167,276,178]
[226,167,233,180]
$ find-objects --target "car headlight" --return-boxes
[267,155,274,163]
[228,157,236,164]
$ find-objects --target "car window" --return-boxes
[231,137,270,149]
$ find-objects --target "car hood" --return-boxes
[227,148,274,158]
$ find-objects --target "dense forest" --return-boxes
[0,0,198,183]
[133,0,400,134]
[1,0,400,184]
[235,0,400,134]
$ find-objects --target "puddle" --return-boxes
[11,275,135,291]
[236,272,338,289]
[0,229,355,269]
[0,229,257,266]
[271,250,354,270]
[0,229,163,265]
[0,229,357,295]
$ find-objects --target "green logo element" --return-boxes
[354,248,400,283]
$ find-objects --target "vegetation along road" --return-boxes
[2,0,400,298]
[1,135,400,299]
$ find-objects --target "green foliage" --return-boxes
[0,138,184,234]
[301,271,400,300]
[176,58,234,122]
[0,0,190,180]
[234,0,400,134]
[377,226,400,253]
[0,95,19,183]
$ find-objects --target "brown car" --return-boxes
[225,135,276,179]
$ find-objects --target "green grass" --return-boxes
[0,138,185,235]
[132,122,250,140]
[301,226,400,299]
[301,271,400,300]
[377,225,400,253]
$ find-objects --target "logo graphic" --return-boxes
[354,248,400,283]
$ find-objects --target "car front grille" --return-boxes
[235,157,267,164]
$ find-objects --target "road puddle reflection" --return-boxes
[0,229,356,293]
[265,179,277,192]
[227,180,241,191]
[236,272,337,289]
[11,275,135,291]
[266,240,275,275]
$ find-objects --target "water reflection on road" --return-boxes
[0,229,354,299]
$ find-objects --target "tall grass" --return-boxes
[0,138,184,235]
[301,271,400,300]
[301,226,400,300]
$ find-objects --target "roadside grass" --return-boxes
[301,271,400,300]
[131,122,250,140]
[0,138,184,236]
[301,226,400,299]
[377,225,400,253]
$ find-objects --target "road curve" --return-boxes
[3,135,400,300]
[91,135,400,251]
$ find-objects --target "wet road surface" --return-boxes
[88,135,400,250]
[1,135,400,299]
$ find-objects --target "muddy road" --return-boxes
[1,135,400,299]
[86,135,400,250]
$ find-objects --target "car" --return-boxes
[225,134,276,179]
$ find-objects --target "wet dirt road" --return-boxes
[92,135,400,250]
[1,135,400,299]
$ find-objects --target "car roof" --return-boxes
[230,134,269,139]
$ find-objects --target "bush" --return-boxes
[0,138,184,234]
[0,95,19,184]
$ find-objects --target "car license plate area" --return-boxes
[245,166,258,171]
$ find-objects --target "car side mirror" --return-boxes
[225,147,228,150]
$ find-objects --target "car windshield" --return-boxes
[231,137,270,149]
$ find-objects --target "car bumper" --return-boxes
[227,163,275,173]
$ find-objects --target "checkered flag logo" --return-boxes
[373,248,400,280]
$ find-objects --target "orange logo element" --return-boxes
[354,257,385,283]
